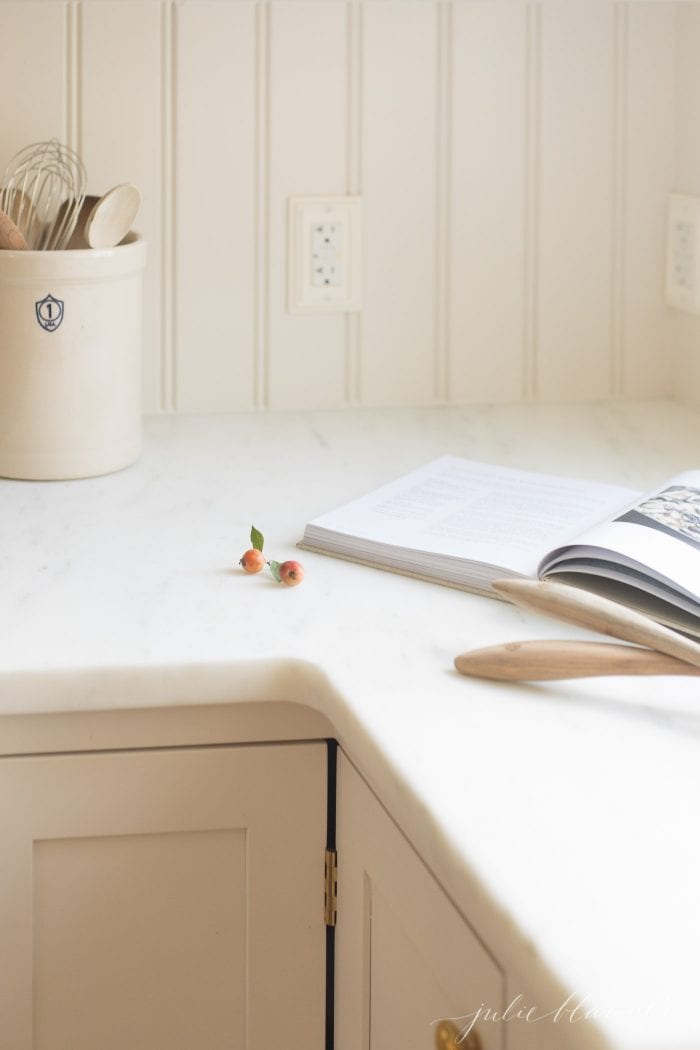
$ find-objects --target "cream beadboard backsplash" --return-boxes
[0,1,696,414]
[673,3,700,409]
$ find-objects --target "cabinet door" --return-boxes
[0,742,326,1050]
[335,752,503,1050]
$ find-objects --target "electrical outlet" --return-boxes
[666,194,700,313]
[287,196,361,313]
[311,222,343,288]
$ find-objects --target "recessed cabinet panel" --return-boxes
[335,752,503,1050]
[0,743,326,1050]
[370,882,489,1049]
[33,829,247,1049]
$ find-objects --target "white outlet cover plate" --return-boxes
[287,196,362,313]
[666,193,700,314]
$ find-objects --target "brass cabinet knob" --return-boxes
[434,1018,482,1050]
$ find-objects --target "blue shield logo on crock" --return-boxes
[35,293,64,332]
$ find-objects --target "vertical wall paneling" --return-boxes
[675,2,700,191]
[610,2,627,398]
[434,1,451,403]
[266,2,348,411]
[524,2,541,400]
[81,2,163,413]
[0,0,688,412]
[622,3,675,399]
[361,2,438,407]
[254,1,270,411]
[66,3,80,157]
[537,1,615,401]
[672,3,700,408]
[345,0,363,405]
[162,2,175,413]
[0,3,66,166]
[449,1,528,404]
[175,2,256,413]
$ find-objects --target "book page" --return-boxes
[306,456,637,576]
[540,470,700,601]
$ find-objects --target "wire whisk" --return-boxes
[0,139,87,251]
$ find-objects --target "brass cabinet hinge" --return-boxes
[324,847,338,927]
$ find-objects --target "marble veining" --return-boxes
[2,398,700,1050]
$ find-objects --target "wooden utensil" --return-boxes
[0,208,28,250]
[84,183,140,248]
[64,195,99,249]
[492,578,700,669]
[454,639,700,681]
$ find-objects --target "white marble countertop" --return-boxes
[2,399,700,1050]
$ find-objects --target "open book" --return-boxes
[300,456,700,638]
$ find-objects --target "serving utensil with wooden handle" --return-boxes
[454,578,700,681]
[454,639,700,681]
[492,578,700,669]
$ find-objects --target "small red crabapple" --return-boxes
[240,549,266,574]
[278,560,305,587]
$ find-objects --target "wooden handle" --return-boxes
[0,208,28,250]
[492,578,700,670]
[454,639,700,681]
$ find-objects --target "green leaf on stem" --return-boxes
[268,560,281,583]
[250,525,264,552]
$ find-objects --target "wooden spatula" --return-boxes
[454,639,700,681]
[492,578,700,669]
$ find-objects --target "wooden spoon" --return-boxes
[84,183,141,248]
[492,578,700,669]
[454,639,700,681]
[64,195,99,249]
[0,207,28,250]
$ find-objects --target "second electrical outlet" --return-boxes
[287,196,362,313]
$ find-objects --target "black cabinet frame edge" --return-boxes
[325,738,338,1050]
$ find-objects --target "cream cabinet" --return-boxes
[0,742,327,1050]
[334,752,504,1050]
[0,733,509,1050]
